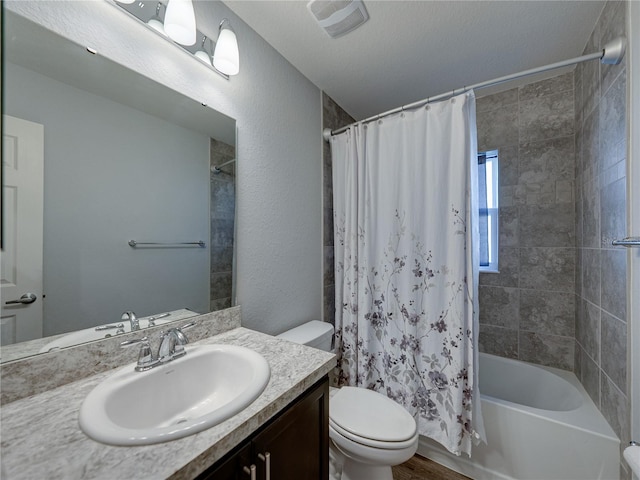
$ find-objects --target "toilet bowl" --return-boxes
[277,321,419,480]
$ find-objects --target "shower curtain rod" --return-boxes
[323,36,626,141]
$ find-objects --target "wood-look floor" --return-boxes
[392,454,471,480]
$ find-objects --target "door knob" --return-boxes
[5,293,37,305]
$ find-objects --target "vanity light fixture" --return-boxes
[213,19,239,76]
[113,0,239,78]
[194,35,212,66]
[147,2,167,37]
[163,0,197,46]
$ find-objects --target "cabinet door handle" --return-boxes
[243,465,256,480]
[258,452,271,480]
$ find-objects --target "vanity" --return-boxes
[0,314,335,479]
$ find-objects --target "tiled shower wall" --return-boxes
[210,138,236,312]
[322,93,355,327]
[574,1,630,476]
[476,72,577,370]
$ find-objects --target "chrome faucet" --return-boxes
[120,322,196,372]
[157,328,189,362]
[121,311,139,331]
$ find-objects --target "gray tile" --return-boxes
[210,219,235,246]
[520,290,574,336]
[210,138,235,159]
[210,246,234,272]
[601,248,627,321]
[600,72,627,173]
[324,284,335,326]
[519,90,574,143]
[478,325,518,359]
[499,206,519,247]
[519,331,574,370]
[479,246,519,288]
[582,25,601,118]
[210,177,236,220]
[518,136,574,186]
[574,111,584,177]
[575,185,584,248]
[575,247,583,299]
[582,177,601,248]
[477,103,519,151]
[574,339,583,378]
[601,374,630,450]
[324,207,334,247]
[581,350,600,407]
[519,247,575,293]
[498,145,518,186]
[323,92,355,129]
[582,248,601,305]
[600,0,627,95]
[476,88,518,113]
[323,151,334,214]
[478,286,519,328]
[519,204,575,247]
[600,177,627,248]
[601,310,627,392]
[577,299,601,364]
[209,297,232,311]
[518,71,573,101]
[574,60,584,133]
[210,272,232,299]
[324,246,334,287]
[582,107,600,177]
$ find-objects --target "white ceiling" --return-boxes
[224,0,605,120]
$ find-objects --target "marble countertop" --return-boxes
[0,327,336,480]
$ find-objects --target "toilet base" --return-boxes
[330,441,394,480]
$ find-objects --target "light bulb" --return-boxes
[164,0,196,46]
[213,23,239,76]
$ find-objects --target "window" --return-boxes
[478,150,499,272]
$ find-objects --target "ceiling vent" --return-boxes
[307,0,369,39]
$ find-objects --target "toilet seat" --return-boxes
[329,387,417,449]
[329,419,418,450]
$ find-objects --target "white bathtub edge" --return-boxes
[417,435,515,480]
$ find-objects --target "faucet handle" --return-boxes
[120,337,158,371]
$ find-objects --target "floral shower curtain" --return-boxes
[330,91,484,456]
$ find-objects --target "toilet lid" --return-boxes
[330,387,417,443]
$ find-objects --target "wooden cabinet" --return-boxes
[198,377,329,480]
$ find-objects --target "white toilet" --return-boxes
[278,321,419,480]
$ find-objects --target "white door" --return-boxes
[1,115,44,345]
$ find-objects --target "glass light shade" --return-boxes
[213,27,239,75]
[164,0,196,46]
[147,18,167,36]
[194,50,212,66]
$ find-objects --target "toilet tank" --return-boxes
[277,320,334,352]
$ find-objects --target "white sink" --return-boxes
[79,344,270,445]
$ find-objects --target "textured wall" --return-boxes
[5,0,323,336]
[573,1,630,477]
[321,93,355,327]
[476,72,577,370]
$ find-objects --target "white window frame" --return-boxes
[479,150,499,273]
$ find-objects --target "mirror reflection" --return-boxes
[1,10,237,362]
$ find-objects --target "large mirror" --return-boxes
[1,10,237,362]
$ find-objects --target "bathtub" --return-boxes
[418,353,620,480]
